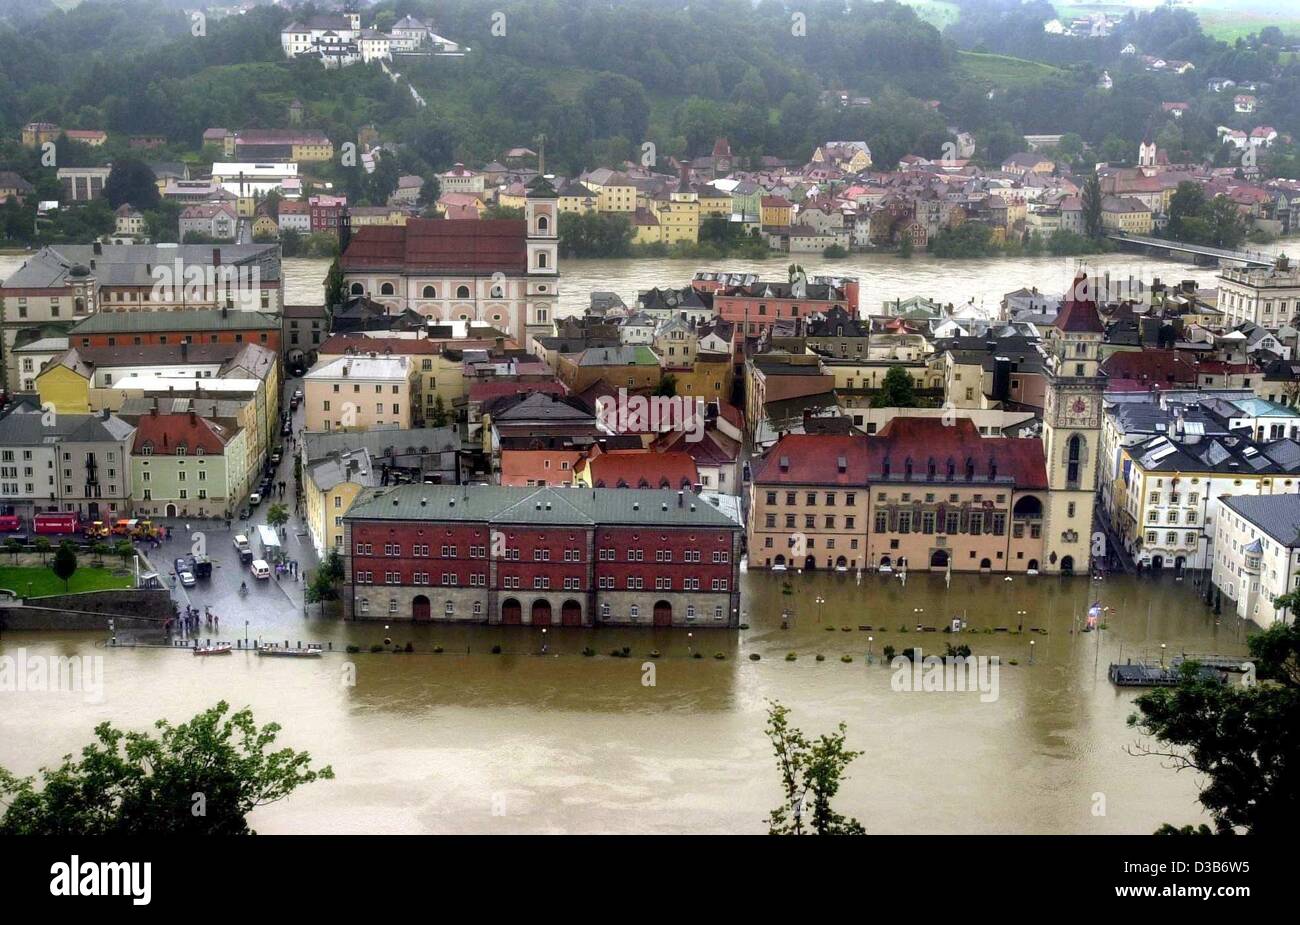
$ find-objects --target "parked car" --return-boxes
[249,492,262,506]
[232,534,253,564]
[250,559,271,579]
[270,450,282,465]
[281,420,293,437]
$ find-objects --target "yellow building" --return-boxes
[21,122,60,149]
[761,196,792,228]
[35,353,93,414]
[1101,196,1154,234]
[587,172,637,213]
[252,215,279,238]
[653,195,700,245]
[697,186,732,219]
[303,447,376,557]
[557,181,598,214]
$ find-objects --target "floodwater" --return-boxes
[0,569,1251,834]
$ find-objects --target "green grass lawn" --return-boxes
[0,565,134,598]
[956,50,1066,88]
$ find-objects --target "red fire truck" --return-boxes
[33,512,81,535]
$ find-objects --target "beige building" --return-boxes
[304,354,417,432]
[1212,493,1300,627]
[1217,255,1300,329]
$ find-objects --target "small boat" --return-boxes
[257,643,323,658]
[194,644,232,656]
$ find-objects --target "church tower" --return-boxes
[1040,271,1106,575]
[523,175,559,345]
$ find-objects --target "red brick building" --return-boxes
[67,307,282,353]
[343,484,742,626]
[703,278,860,340]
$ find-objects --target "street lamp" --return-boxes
[1160,642,1166,666]
[815,596,825,623]
[1016,609,1027,633]
[541,626,548,655]
[867,635,873,664]
[1029,639,1036,665]
[687,631,693,656]
[913,607,924,628]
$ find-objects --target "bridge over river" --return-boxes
[1107,233,1274,268]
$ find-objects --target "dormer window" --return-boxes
[176,444,187,457]
[141,442,153,456]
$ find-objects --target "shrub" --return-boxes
[491,644,502,654]
[738,623,750,630]
[840,654,853,663]
[713,652,725,660]
[882,645,896,661]
[786,652,797,661]
[369,644,384,653]
[648,649,661,659]
[345,645,360,654]
[404,642,414,653]
[432,645,444,654]
[749,653,761,661]
[692,651,703,659]
[815,654,826,662]
[582,647,596,657]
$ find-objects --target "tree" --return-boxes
[305,549,345,614]
[655,374,678,397]
[33,536,51,564]
[104,157,159,211]
[3,538,21,564]
[0,701,334,834]
[1127,620,1300,834]
[114,539,134,568]
[266,504,288,530]
[1082,174,1104,239]
[51,541,77,591]
[91,541,110,567]
[324,258,345,312]
[874,365,919,408]
[429,394,449,428]
[764,701,865,835]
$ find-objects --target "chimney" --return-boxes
[150,404,158,416]
[677,490,684,507]
[93,241,102,255]
[180,341,188,360]
[212,248,220,267]
[189,410,196,425]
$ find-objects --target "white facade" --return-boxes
[1212,495,1300,626]
[1217,260,1300,329]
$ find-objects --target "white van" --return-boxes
[250,559,271,579]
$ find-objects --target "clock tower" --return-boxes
[1040,272,1106,575]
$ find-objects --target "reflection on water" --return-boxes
[0,570,1248,834]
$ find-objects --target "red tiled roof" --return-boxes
[872,418,1047,489]
[753,419,1047,489]
[752,434,871,485]
[585,451,699,489]
[132,412,228,456]
[1054,272,1105,333]
[341,219,528,273]
[1101,349,1197,384]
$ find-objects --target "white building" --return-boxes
[1217,255,1300,329]
[1212,493,1300,626]
[210,162,300,198]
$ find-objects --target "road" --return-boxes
[152,372,320,641]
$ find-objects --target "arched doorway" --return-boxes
[1060,555,1075,574]
[774,554,786,567]
[1174,555,1186,574]
[879,554,892,571]
[166,503,177,517]
[930,549,949,569]
[531,600,553,625]
[653,600,672,627]
[979,558,992,571]
[1027,559,1039,572]
[501,598,521,625]
[1151,555,1164,571]
[561,599,582,626]
[835,555,848,570]
[804,554,816,570]
[412,595,430,621]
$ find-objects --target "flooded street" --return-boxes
[0,569,1248,833]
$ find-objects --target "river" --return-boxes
[0,569,1248,834]
[4,241,1292,317]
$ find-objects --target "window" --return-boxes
[456,285,470,299]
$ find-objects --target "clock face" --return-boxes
[1070,398,1087,416]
